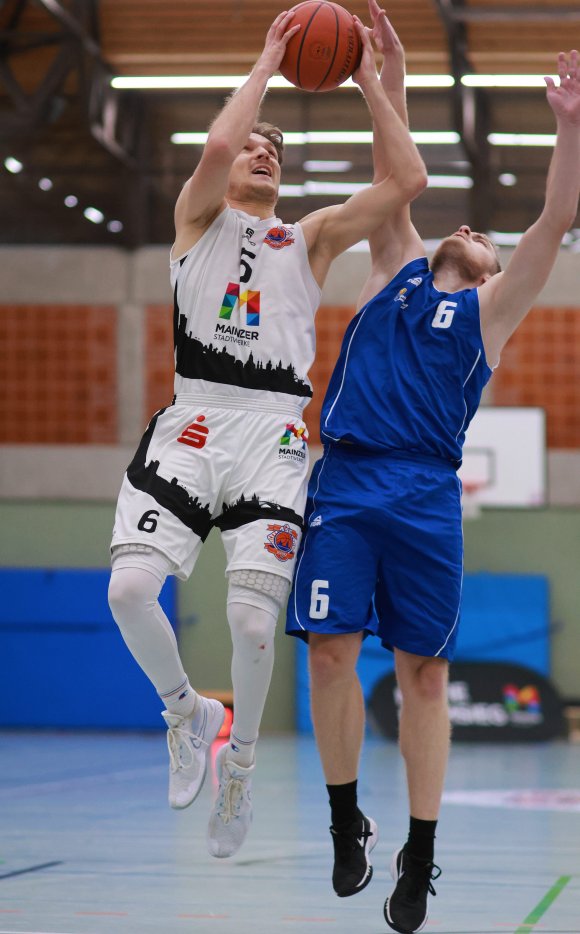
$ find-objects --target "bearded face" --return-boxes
[431,234,497,284]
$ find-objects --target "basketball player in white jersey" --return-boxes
[290,2,580,929]
[108,8,427,859]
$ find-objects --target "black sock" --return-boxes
[327,780,359,829]
[406,816,437,862]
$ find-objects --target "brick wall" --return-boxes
[492,308,580,448]
[0,305,117,443]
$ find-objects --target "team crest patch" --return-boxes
[264,523,298,562]
[394,287,408,309]
[264,226,295,250]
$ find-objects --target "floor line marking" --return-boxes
[0,861,62,881]
[514,875,572,934]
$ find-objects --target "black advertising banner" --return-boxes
[368,661,566,742]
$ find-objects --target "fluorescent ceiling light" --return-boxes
[4,156,23,174]
[348,237,461,254]
[427,175,472,189]
[38,177,53,191]
[499,173,517,187]
[488,133,556,146]
[112,74,454,90]
[64,195,78,207]
[278,175,472,197]
[489,231,524,246]
[107,220,123,233]
[171,130,459,146]
[462,74,556,88]
[303,160,353,172]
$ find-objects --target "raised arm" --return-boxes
[301,16,427,287]
[358,0,424,308]
[173,11,299,256]
[478,50,580,365]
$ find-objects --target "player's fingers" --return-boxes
[273,9,295,38]
[544,76,555,91]
[353,16,371,46]
[281,22,301,44]
[569,49,578,78]
[265,10,287,41]
[557,51,567,82]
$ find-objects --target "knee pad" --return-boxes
[227,568,290,617]
[111,544,173,586]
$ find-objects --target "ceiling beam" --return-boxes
[431,0,492,232]
[0,0,141,167]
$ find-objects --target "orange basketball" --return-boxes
[280,1,362,92]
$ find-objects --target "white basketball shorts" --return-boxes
[111,398,310,581]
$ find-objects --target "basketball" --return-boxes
[280,1,362,92]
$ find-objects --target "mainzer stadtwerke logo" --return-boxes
[278,421,308,464]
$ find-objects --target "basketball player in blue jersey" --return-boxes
[286,2,580,928]
[108,7,427,861]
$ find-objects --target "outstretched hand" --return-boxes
[545,50,580,126]
[367,0,405,87]
[351,16,379,89]
[257,10,301,78]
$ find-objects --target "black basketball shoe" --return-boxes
[384,845,441,933]
[330,811,378,897]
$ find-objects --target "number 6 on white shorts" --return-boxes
[309,579,329,619]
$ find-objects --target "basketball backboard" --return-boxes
[459,406,546,510]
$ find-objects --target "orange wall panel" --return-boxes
[492,307,580,448]
[0,305,117,443]
[145,305,174,419]
[306,306,354,445]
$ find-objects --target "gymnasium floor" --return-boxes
[1,732,579,934]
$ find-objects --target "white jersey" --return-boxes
[169,206,321,414]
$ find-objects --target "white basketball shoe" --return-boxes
[207,743,254,858]
[162,697,225,810]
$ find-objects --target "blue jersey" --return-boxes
[320,257,493,466]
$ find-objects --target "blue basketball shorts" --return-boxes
[285,444,464,660]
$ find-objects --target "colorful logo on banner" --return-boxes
[219,283,261,326]
[264,523,298,562]
[503,684,542,714]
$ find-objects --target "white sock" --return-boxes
[108,565,197,717]
[226,600,277,767]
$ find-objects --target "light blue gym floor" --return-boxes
[1,732,579,934]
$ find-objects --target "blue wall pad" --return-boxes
[295,572,549,733]
[0,568,175,729]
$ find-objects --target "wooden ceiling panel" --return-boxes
[2,0,579,245]
[101,0,448,75]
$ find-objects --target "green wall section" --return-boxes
[463,508,580,702]
[1,501,578,730]
[0,501,295,731]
